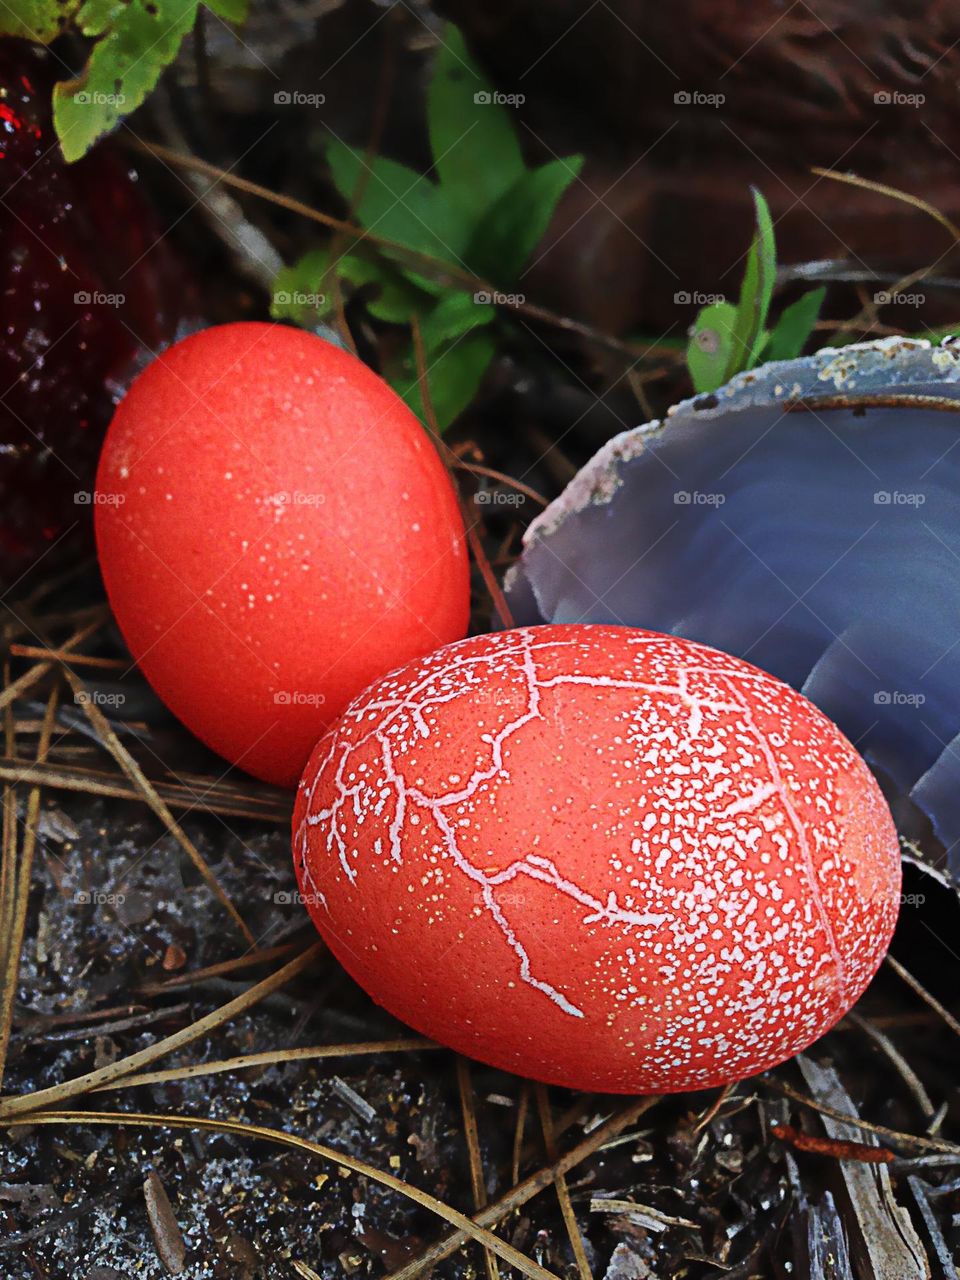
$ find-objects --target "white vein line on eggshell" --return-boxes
[719,674,848,1001]
[431,806,587,1017]
[294,637,581,835]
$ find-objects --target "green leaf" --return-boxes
[765,286,826,362]
[205,0,247,19]
[270,249,337,326]
[724,187,776,379]
[336,251,429,324]
[390,328,496,431]
[467,155,583,285]
[326,139,470,294]
[271,247,429,327]
[686,301,739,395]
[418,289,494,351]
[0,0,83,41]
[53,0,197,162]
[44,0,248,161]
[392,289,497,430]
[427,23,525,225]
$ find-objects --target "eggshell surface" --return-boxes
[294,624,901,1092]
[95,322,469,787]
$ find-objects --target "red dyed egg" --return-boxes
[95,323,468,787]
[294,624,901,1092]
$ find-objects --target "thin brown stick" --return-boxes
[92,1037,440,1092]
[457,1058,500,1280]
[692,1083,736,1136]
[847,1012,935,1121]
[387,1096,661,1280]
[59,665,255,943]
[0,756,291,824]
[136,940,305,994]
[512,1082,530,1187]
[521,1097,595,1166]
[0,943,322,1118]
[0,684,58,1087]
[0,665,16,1056]
[453,462,548,508]
[7,645,125,670]
[5,1109,561,1280]
[886,953,960,1042]
[410,317,515,631]
[535,1084,592,1280]
[810,168,960,243]
[463,515,515,630]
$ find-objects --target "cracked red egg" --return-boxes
[94,322,469,787]
[294,624,901,1092]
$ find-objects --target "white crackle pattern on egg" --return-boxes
[293,625,901,1093]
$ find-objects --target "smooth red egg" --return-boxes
[95,322,469,787]
[294,624,901,1092]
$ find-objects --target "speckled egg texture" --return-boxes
[294,624,901,1092]
[95,322,469,787]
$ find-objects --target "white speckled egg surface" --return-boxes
[293,624,901,1092]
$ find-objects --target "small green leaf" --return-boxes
[391,328,496,430]
[427,24,525,225]
[271,247,429,327]
[765,286,826,362]
[335,251,428,324]
[418,289,495,351]
[0,0,83,41]
[270,249,336,326]
[205,0,248,19]
[724,187,776,379]
[53,0,198,162]
[326,139,469,293]
[686,301,739,394]
[468,155,583,285]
